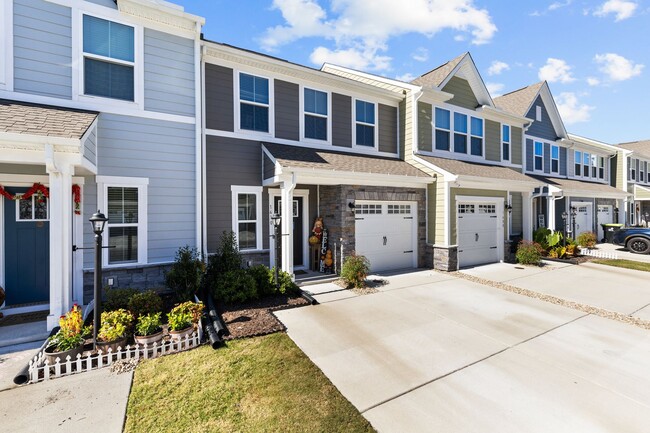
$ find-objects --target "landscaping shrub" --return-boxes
[135,313,162,337]
[548,245,567,259]
[103,287,138,312]
[515,240,543,265]
[577,231,597,248]
[98,309,134,342]
[341,253,370,289]
[272,267,300,295]
[127,290,163,318]
[211,269,258,304]
[165,246,205,302]
[248,264,275,297]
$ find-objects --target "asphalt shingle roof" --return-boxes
[411,53,467,88]
[618,140,650,159]
[530,175,628,196]
[493,82,544,117]
[0,99,98,139]
[263,143,431,178]
[416,155,537,182]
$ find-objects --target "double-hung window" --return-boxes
[599,156,606,180]
[83,15,134,101]
[240,73,270,132]
[435,108,450,151]
[470,117,483,156]
[107,186,140,264]
[631,158,637,181]
[591,155,598,178]
[304,88,328,141]
[641,161,646,183]
[355,100,375,147]
[231,186,262,250]
[502,124,510,161]
[453,113,467,153]
[574,150,582,176]
[551,145,559,173]
[583,152,591,178]
[534,141,543,171]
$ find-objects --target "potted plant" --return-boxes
[167,301,203,341]
[45,304,89,364]
[97,309,134,353]
[134,312,163,346]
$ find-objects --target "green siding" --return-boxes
[442,77,479,110]
[616,153,625,189]
[417,101,432,152]
[636,186,650,200]
[485,120,500,162]
[450,188,507,244]
[511,126,523,165]
[399,98,406,159]
[435,180,446,245]
[427,183,436,243]
[511,192,523,235]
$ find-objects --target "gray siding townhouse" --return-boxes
[495,82,629,241]
[326,53,542,271]
[618,140,650,225]
[202,41,433,277]
[0,0,204,329]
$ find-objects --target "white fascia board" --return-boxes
[566,133,628,154]
[0,132,80,148]
[275,166,433,188]
[476,105,529,126]
[117,0,205,28]
[419,87,454,104]
[539,83,568,139]
[453,175,544,192]
[321,63,420,92]
[412,154,457,180]
[562,188,631,199]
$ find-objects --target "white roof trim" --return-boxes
[529,82,568,139]
[321,63,420,92]
[438,53,494,107]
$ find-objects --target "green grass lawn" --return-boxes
[592,259,650,273]
[124,333,375,433]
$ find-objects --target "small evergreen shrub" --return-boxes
[211,269,258,304]
[127,290,163,318]
[272,267,300,295]
[248,264,275,297]
[103,287,138,312]
[165,246,205,302]
[341,253,370,289]
[515,241,543,265]
[576,231,597,248]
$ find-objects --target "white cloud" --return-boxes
[487,60,509,76]
[587,76,601,86]
[594,53,644,81]
[262,0,498,71]
[593,0,638,21]
[486,82,504,96]
[538,58,575,83]
[309,46,392,71]
[555,92,594,124]
[396,72,417,82]
[454,35,467,42]
[412,47,429,62]
[530,0,572,16]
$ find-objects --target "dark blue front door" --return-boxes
[4,187,50,305]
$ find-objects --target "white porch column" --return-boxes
[548,197,556,231]
[522,192,532,240]
[280,174,296,276]
[46,147,74,330]
[617,199,625,225]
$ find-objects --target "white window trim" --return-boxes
[434,107,451,152]
[550,144,560,174]
[583,152,591,179]
[353,99,378,149]
[452,112,468,154]
[574,150,582,177]
[534,141,544,172]
[15,195,50,222]
[300,86,332,145]
[501,124,511,162]
[231,185,263,251]
[469,116,484,157]
[599,156,606,180]
[73,10,144,108]
[97,176,148,267]
[536,106,542,121]
[432,104,486,161]
[234,71,274,138]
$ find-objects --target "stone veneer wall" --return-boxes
[318,185,428,268]
[83,263,171,304]
[432,246,458,271]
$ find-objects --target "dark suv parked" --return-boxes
[612,227,650,254]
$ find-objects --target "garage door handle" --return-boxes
[490,246,497,249]
[383,236,387,246]
[403,250,413,253]
[475,233,479,242]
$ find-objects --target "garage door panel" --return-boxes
[457,200,501,268]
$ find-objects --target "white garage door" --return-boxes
[355,202,416,272]
[457,202,500,267]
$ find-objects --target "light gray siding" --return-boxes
[84,0,117,8]
[274,80,299,141]
[143,29,195,117]
[559,146,567,176]
[526,96,557,141]
[568,148,575,176]
[543,142,550,174]
[442,77,478,110]
[83,127,97,165]
[205,64,234,132]
[526,139,533,171]
[206,136,269,251]
[83,114,196,267]
[417,102,432,152]
[332,93,352,148]
[13,0,72,99]
[378,104,397,154]
[511,192,522,235]
[485,120,500,162]
[511,127,523,165]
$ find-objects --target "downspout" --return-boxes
[196,28,206,256]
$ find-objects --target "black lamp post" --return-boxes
[570,206,578,239]
[271,213,281,288]
[89,210,108,351]
[561,211,568,247]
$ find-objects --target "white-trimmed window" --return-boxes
[98,176,148,266]
[536,106,542,121]
[17,195,48,221]
[453,112,468,154]
[630,158,637,181]
[502,124,510,161]
[599,156,605,180]
[303,88,328,141]
[356,204,382,214]
[82,15,134,101]
[534,141,543,171]
[434,108,450,151]
[470,117,483,156]
[591,155,598,178]
[355,100,376,147]
[239,73,270,133]
[583,152,591,178]
[574,150,582,176]
[641,161,646,183]
[551,145,559,174]
[231,186,262,250]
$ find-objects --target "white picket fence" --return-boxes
[580,248,618,260]
[28,333,201,384]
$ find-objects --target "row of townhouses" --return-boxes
[0,0,645,330]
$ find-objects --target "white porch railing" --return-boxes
[581,248,618,260]
[28,333,201,384]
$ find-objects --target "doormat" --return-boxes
[0,310,49,327]
[293,270,308,275]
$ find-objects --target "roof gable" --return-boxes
[619,140,650,159]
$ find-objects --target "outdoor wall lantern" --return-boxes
[271,213,281,287]
[89,210,108,351]
[504,203,513,213]
[348,201,356,210]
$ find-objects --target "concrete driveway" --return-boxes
[276,269,650,433]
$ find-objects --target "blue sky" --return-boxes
[177,0,648,144]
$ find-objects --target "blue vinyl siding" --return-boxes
[13,0,72,99]
[83,127,97,165]
[143,29,195,117]
[559,147,567,176]
[526,96,557,141]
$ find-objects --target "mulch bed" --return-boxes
[218,295,308,340]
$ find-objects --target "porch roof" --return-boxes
[0,99,98,139]
[416,154,536,182]
[263,143,431,178]
[530,175,630,198]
